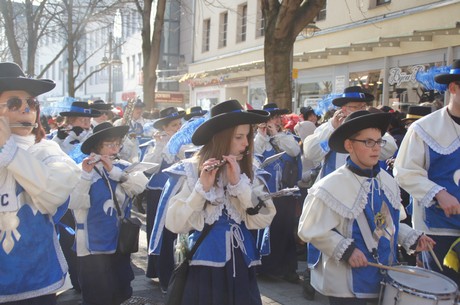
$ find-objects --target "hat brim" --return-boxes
[192,110,269,146]
[184,110,208,121]
[59,111,101,118]
[0,78,56,96]
[153,112,186,129]
[328,112,391,154]
[434,74,460,85]
[81,125,129,154]
[332,93,374,107]
[268,109,290,116]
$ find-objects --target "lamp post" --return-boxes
[301,22,320,39]
[100,32,122,103]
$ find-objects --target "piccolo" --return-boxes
[9,123,38,128]
[204,151,249,172]
[87,155,119,165]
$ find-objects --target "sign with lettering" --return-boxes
[388,65,425,86]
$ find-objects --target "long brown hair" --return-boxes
[32,105,46,143]
[197,124,255,182]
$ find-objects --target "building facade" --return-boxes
[181,0,460,112]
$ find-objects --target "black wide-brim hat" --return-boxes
[0,62,56,96]
[184,106,208,121]
[153,106,186,129]
[60,101,101,117]
[401,105,432,122]
[192,99,270,146]
[81,122,129,154]
[332,86,374,107]
[329,110,391,154]
[263,103,290,116]
[90,99,113,111]
[434,59,460,84]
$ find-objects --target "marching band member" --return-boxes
[394,60,460,285]
[53,101,100,154]
[163,99,276,305]
[254,102,302,283]
[143,106,185,290]
[0,62,81,304]
[89,99,114,129]
[298,110,434,305]
[69,122,148,305]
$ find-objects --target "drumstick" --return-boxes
[367,262,428,278]
[428,244,443,271]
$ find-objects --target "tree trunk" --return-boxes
[141,0,166,110]
[264,36,295,111]
[262,0,326,111]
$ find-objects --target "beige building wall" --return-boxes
[184,0,460,109]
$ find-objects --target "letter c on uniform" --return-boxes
[1,194,9,206]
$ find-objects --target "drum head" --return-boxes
[387,266,458,295]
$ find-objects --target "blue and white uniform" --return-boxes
[0,135,80,303]
[298,159,421,298]
[154,157,276,304]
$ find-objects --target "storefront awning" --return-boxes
[171,22,460,83]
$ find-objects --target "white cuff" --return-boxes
[0,137,18,168]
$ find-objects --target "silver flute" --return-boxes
[9,123,38,128]
[204,151,249,172]
[87,155,119,165]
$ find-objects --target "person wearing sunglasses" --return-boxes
[0,62,81,305]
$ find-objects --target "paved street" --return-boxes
[57,209,328,305]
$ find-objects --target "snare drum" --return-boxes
[379,266,458,305]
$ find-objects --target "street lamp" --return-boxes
[99,31,122,103]
[301,22,320,39]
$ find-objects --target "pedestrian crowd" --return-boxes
[1,59,460,305]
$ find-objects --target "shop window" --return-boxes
[297,80,332,110]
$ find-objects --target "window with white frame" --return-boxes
[237,3,247,43]
[202,18,211,52]
[256,0,265,38]
[219,11,228,48]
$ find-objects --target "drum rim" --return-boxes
[385,266,458,299]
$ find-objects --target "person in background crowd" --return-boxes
[164,99,276,305]
[144,106,185,291]
[53,101,100,154]
[401,105,433,129]
[394,59,460,286]
[298,110,435,305]
[114,99,147,163]
[0,62,81,305]
[254,102,302,283]
[89,99,114,129]
[69,122,148,305]
[52,101,101,292]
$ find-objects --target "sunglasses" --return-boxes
[0,97,39,112]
